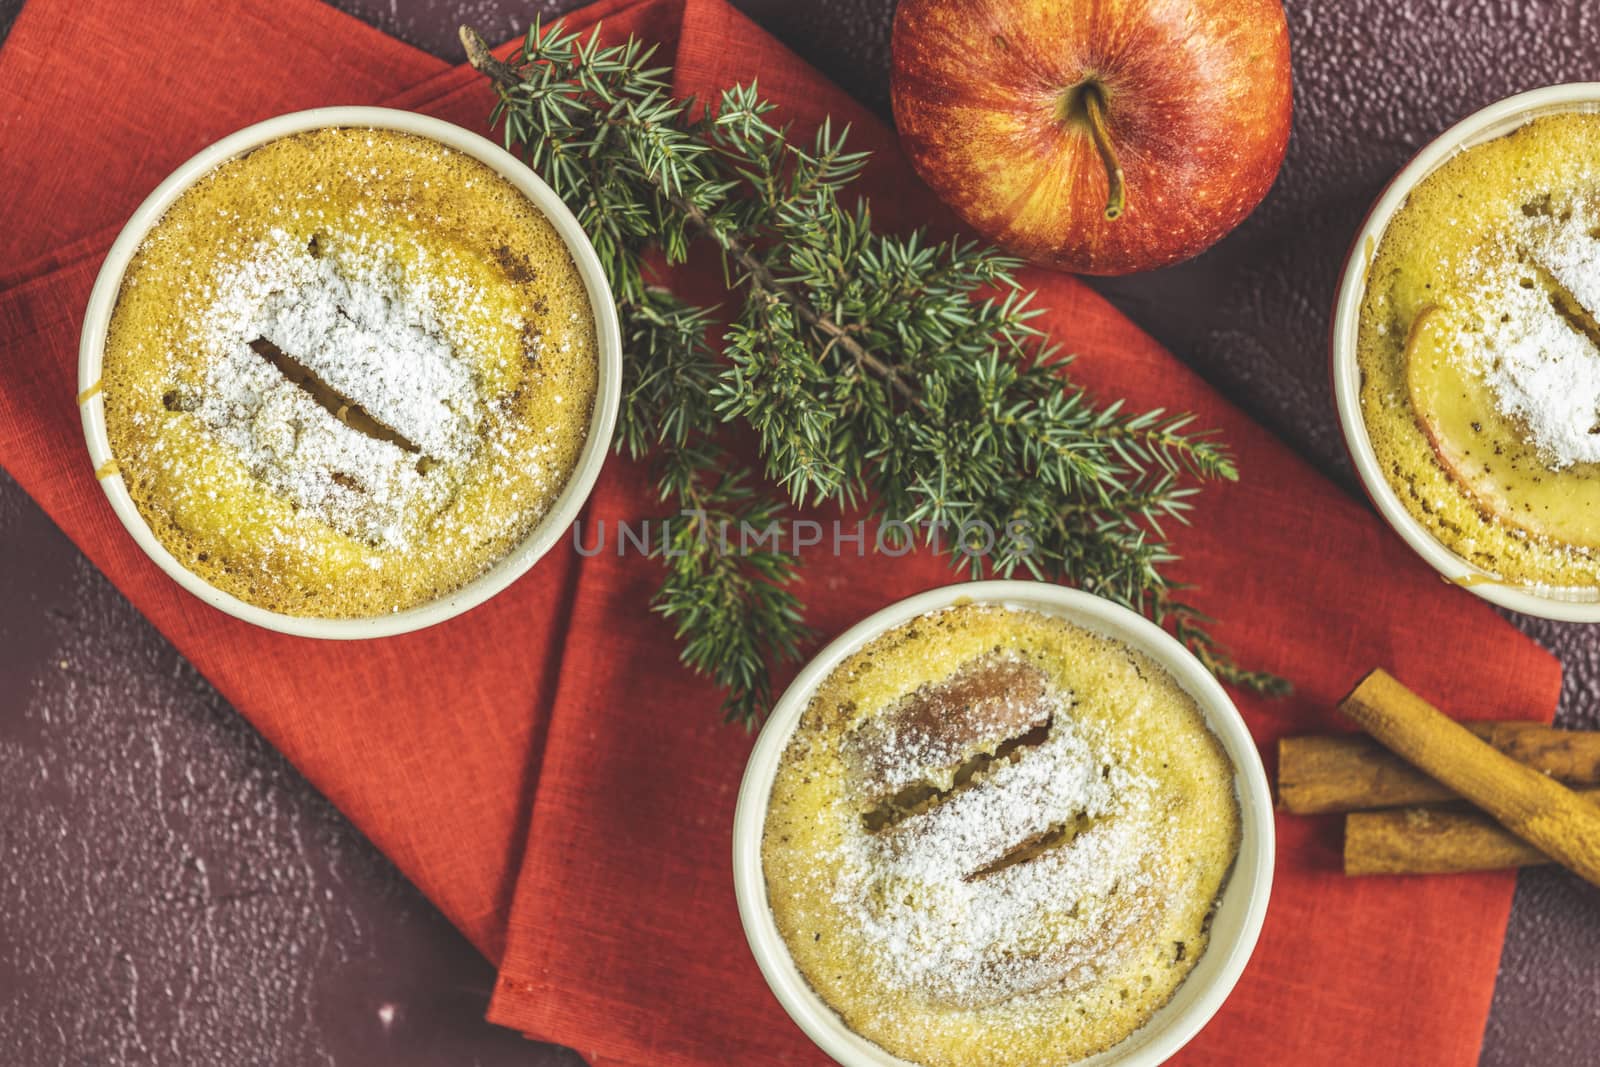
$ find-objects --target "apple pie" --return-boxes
[99,127,598,616]
[761,603,1240,1067]
[1359,111,1600,588]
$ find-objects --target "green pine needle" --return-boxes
[463,20,1287,725]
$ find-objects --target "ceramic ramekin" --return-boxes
[78,106,622,638]
[1331,84,1600,622]
[732,580,1275,1067]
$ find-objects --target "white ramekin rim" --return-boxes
[1330,83,1600,623]
[78,106,622,639]
[732,580,1275,1067]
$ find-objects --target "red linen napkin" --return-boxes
[0,1,1562,1065]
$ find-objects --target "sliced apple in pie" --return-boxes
[1406,280,1600,550]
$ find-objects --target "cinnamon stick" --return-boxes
[1278,724,1600,814]
[1339,669,1600,889]
[1345,789,1600,876]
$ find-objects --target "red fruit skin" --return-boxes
[890,0,1294,276]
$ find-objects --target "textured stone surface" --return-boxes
[0,467,584,1066]
[3,0,1599,1064]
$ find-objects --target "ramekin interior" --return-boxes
[1330,84,1600,623]
[732,580,1275,1067]
[78,106,622,639]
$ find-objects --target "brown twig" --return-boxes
[459,25,521,88]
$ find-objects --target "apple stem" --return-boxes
[1079,85,1125,221]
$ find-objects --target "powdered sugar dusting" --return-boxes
[827,659,1159,1009]
[188,227,495,548]
[763,605,1241,1067]
[101,126,601,618]
[248,240,482,460]
[193,344,433,548]
[844,655,1052,802]
[1458,207,1600,467]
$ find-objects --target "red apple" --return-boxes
[891,0,1293,275]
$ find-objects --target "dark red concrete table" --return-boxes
[2,1,1598,1063]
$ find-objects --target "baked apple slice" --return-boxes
[1405,303,1600,550]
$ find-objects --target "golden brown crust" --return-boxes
[102,128,598,616]
[763,603,1240,1067]
[1357,112,1600,588]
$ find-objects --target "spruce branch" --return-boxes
[463,20,1287,724]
